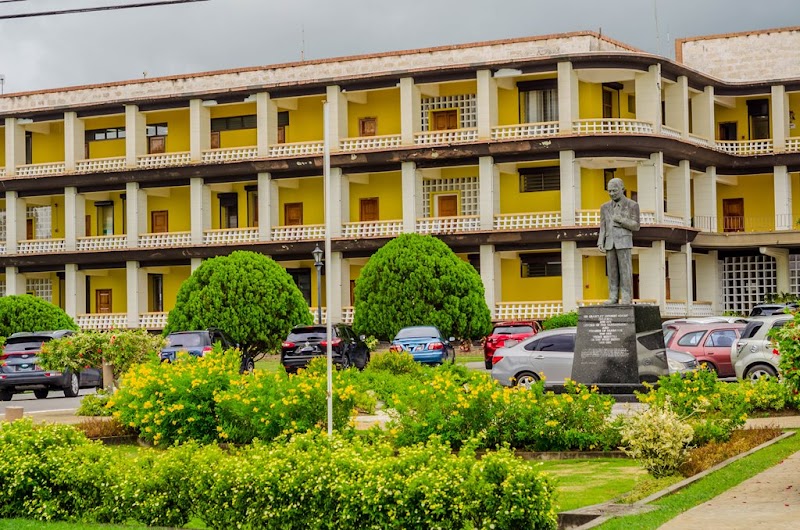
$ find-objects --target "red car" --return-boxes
[483,321,541,369]
[665,322,746,378]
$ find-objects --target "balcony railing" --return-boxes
[342,307,354,325]
[662,212,688,227]
[664,300,714,317]
[137,152,192,169]
[139,231,193,248]
[15,162,67,177]
[340,135,402,151]
[494,301,563,320]
[203,227,259,245]
[716,139,774,155]
[75,313,128,330]
[0,242,5,255]
[660,126,682,139]
[342,220,403,238]
[575,210,600,226]
[310,307,328,325]
[491,122,559,140]
[787,138,800,153]
[77,235,127,251]
[201,147,259,163]
[416,215,481,235]
[414,128,478,145]
[693,215,797,233]
[494,212,561,230]
[75,156,126,173]
[687,133,714,148]
[272,224,326,241]
[18,238,66,254]
[268,141,324,157]
[573,119,654,135]
[0,168,5,178]
[139,312,169,329]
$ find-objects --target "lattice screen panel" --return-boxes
[0,211,5,241]
[422,177,479,217]
[26,278,53,303]
[27,206,52,239]
[722,255,776,315]
[0,282,5,298]
[420,94,477,131]
[790,255,800,296]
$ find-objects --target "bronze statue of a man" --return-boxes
[597,177,640,305]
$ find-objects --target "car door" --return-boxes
[524,332,574,384]
[701,329,738,377]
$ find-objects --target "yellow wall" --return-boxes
[285,96,324,143]
[147,109,190,152]
[717,174,774,231]
[349,171,403,221]
[346,88,401,137]
[499,161,559,214]
[579,82,603,119]
[438,81,476,97]
[790,93,800,138]
[211,103,258,148]
[497,86,519,125]
[280,177,324,224]
[583,255,608,300]
[715,97,771,141]
[32,122,65,163]
[210,183,256,229]
[84,115,126,159]
[500,256,562,302]
[0,127,5,166]
[88,270,127,313]
[148,187,191,232]
[162,266,190,312]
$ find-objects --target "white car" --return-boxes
[731,315,793,380]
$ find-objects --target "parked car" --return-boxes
[731,315,793,380]
[483,321,541,369]
[748,304,798,317]
[160,329,254,373]
[0,330,102,401]
[491,327,699,389]
[664,322,746,378]
[390,326,455,365]
[281,324,370,373]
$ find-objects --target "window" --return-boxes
[719,122,738,140]
[287,268,311,305]
[278,111,289,144]
[747,99,770,140]
[677,331,705,347]
[95,201,114,236]
[246,186,258,227]
[85,127,126,142]
[705,330,736,348]
[25,131,32,165]
[520,253,561,278]
[219,193,239,229]
[518,80,558,123]
[211,115,257,132]
[536,333,575,352]
[519,167,560,192]
[602,83,622,119]
[149,274,164,312]
[146,123,168,137]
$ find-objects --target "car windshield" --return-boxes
[287,328,327,341]
[3,340,46,353]
[166,334,205,348]
[493,325,534,335]
[395,327,439,339]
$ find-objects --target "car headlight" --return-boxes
[667,357,698,372]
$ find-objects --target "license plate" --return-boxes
[16,364,33,371]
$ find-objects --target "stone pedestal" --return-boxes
[571,305,667,392]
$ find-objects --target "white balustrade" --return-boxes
[272,224,326,241]
[310,307,328,325]
[139,312,169,330]
[342,220,403,238]
[494,301,563,320]
[687,134,714,148]
[138,231,193,248]
[268,141,324,157]
[493,212,561,230]
[693,216,718,232]
[342,307,354,325]
[786,138,800,153]
[203,227,259,244]
[716,139,774,155]
[0,168,6,178]
[575,210,600,226]
[664,300,714,317]
[572,119,654,135]
[77,235,128,251]
[413,128,478,145]
[660,126,682,139]
[137,152,192,169]
[662,213,688,227]
[18,238,66,254]
[201,146,259,163]
[75,156,126,173]
[640,211,656,225]
[76,313,129,330]
[340,135,402,151]
[15,162,67,177]
[491,122,559,140]
[416,215,481,234]
[0,243,5,255]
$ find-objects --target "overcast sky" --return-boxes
[0,0,797,93]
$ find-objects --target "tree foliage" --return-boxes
[0,295,77,338]
[164,251,312,356]
[352,234,492,341]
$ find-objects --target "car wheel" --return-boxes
[514,371,539,389]
[745,364,778,381]
[0,389,13,401]
[448,347,456,364]
[63,372,80,398]
[338,354,351,370]
[484,358,493,370]
[33,389,49,400]
[241,356,255,374]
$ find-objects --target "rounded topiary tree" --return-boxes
[0,295,77,337]
[353,234,492,341]
[164,251,312,357]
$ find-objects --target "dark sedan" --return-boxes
[281,324,370,373]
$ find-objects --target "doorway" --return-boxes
[431,109,458,130]
[435,194,458,217]
[96,289,112,314]
[359,198,379,222]
[151,211,169,233]
[285,203,303,226]
[723,198,744,232]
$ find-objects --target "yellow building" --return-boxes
[1,27,799,330]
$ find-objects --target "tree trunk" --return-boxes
[102,360,115,392]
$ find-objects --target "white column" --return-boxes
[64,112,85,171]
[126,182,146,248]
[257,172,274,241]
[339,255,352,312]
[638,241,667,311]
[325,85,347,149]
[4,267,26,295]
[637,152,664,223]
[256,93,277,157]
[329,168,346,238]
[126,261,146,329]
[693,167,718,232]
[635,64,662,132]
[191,258,203,272]
[665,161,691,225]
[476,70,498,140]
[400,77,421,145]
[326,251,344,324]
[774,166,792,230]
[401,161,422,232]
[190,177,211,244]
[190,99,211,162]
[668,249,689,303]
[557,62,579,134]
[771,85,788,153]
[64,187,85,251]
[561,241,583,312]
[559,151,580,225]
[4,118,26,176]
[125,104,146,167]
[478,156,498,230]
[691,86,715,144]
[664,76,689,137]
[479,244,500,318]
[5,191,24,253]
[761,247,790,294]
[695,251,720,314]
[64,263,86,319]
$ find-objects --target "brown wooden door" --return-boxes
[359,117,377,137]
[151,211,169,233]
[85,215,92,237]
[437,195,458,217]
[26,218,34,240]
[359,198,379,222]
[96,289,112,314]
[285,203,303,225]
[723,198,744,232]
[148,136,165,154]
[277,126,286,144]
[432,110,458,130]
[210,131,220,149]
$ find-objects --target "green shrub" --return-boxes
[541,311,578,330]
[368,349,426,376]
[731,377,795,412]
[76,389,113,417]
[620,401,694,478]
[770,314,800,399]
[0,295,77,337]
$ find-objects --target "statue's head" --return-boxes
[607,177,625,202]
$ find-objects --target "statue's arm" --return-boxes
[617,201,640,232]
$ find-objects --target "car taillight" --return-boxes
[321,338,342,347]
[282,341,295,349]
[201,346,213,355]
[428,342,444,350]
[389,344,403,352]
[492,355,503,365]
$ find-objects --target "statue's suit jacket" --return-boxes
[598,197,640,250]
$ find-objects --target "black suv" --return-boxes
[281,324,370,373]
[0,330,103,401]
[159,329,254,373]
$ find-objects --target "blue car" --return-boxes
[390,326,456,364]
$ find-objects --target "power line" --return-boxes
[0,0,209,20]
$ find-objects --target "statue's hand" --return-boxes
[597,244,605,253]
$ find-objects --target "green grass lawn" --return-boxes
[537,458,647,511]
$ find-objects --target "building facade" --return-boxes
[1,28,799,330]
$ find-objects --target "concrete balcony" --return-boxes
[687,133,714,148]
[0,242,5,255]
[15,161,67,177]
[414,128,478,145]
[491,122,559,140]
[77,235,127,251]
[76,156,126,173]
[693,214,798,233]
[18,238,66,254]
[268,141,324,157]
[271,224,325,241]
[660,126,683,139]
[137,152,191,169]
[494,212,561,230]
[75,313,128,330]
[573,119,654,135]
[494,301,564,320]
[140,312,169,330]
[201,146,259,163]
[716,139,774,155]
[138,231,192,248]
[340,135,402,152]
[342,220,403,238]
[787,138,800,153]
[203,227,259,245]
[664,300,714,317]
[416,215,481,235]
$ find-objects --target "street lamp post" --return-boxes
[312,245,324,325]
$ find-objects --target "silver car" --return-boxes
[731,315,793,380]
[491,327,698,388]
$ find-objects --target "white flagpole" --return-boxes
[323,101,333,438]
